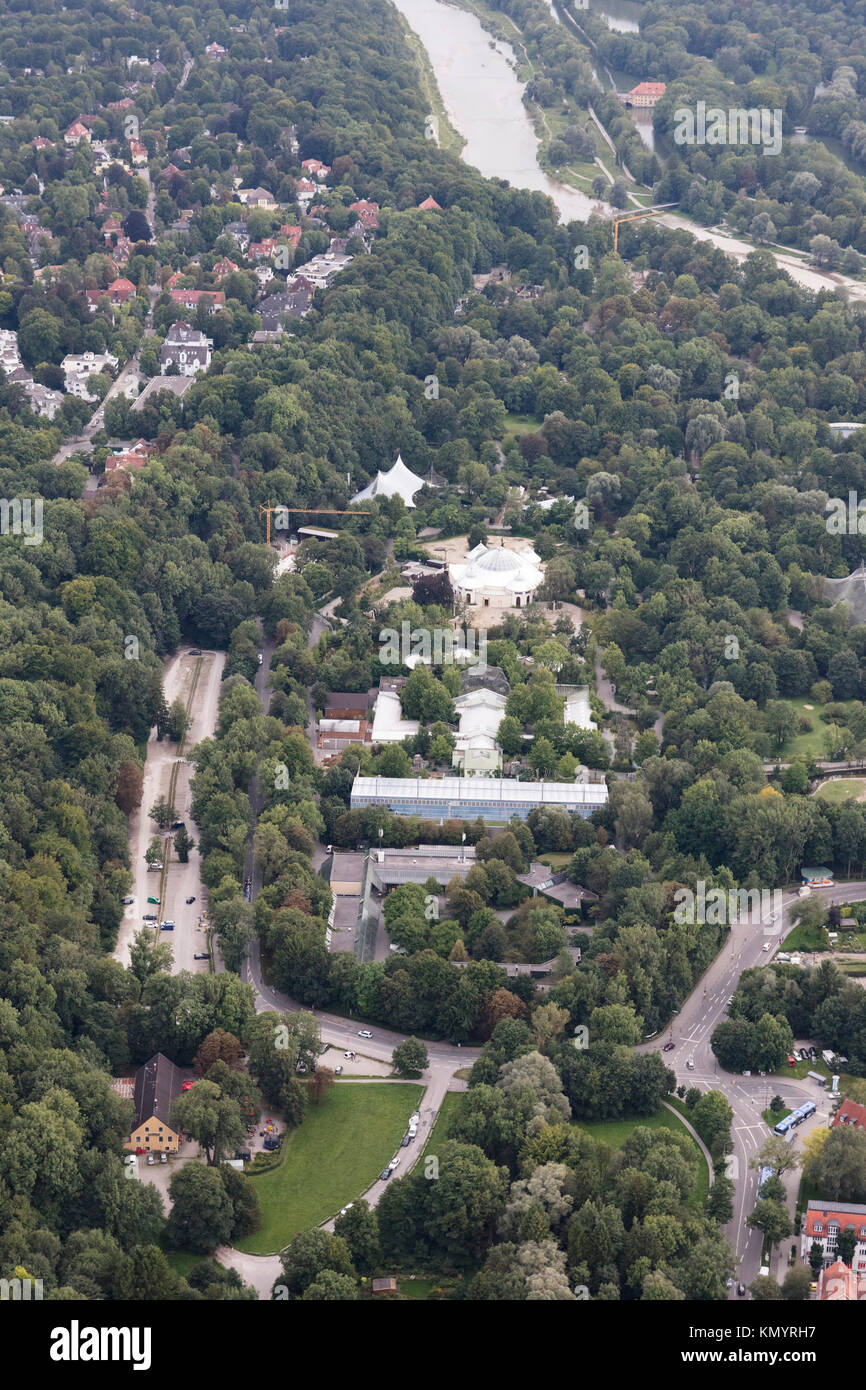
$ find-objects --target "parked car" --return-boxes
[142,913,157,921]
[787,1055,797,1066]
[122,895,134,905]
[160,1153,167,1164]
[146,1154,155,1166]
[193,952,210,960]
[123,1153,137,1167]
[171,821,185,830]
[160,922,174,931]
[388,1156,400,1171]
[189,649,202,655]
[725,1277,733,1288]
[380,1169,392,1181]
[737,1283,746,1297]
[344,1051,355,1060]
[762,942,772,951]
[147,896,160,905]
[186,896,196,904]
[339,1204,354,1217]
[401,1135,412,1147]
[334,1065,343,1075]
[181,1081,196,1091]
[358,1029,373,1039]
[257,653,263,665]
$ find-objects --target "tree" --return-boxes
[837,1226,858,1266]
[169,1080,247,1166]
[706,1173,734,1224]
[781,1265,812,1301]
[804,1125,866,1202]
[174,826,195,862]
[274,1229,354,1299]
[308,1067,335,1104]
[809,1241,824,1278]
[334,1200,380,1275]
[194,1029,243,1076]
[302,1270,358,1299]
[165,1164,234,1252]
[149,797,177,828]
[392,1037,429,1076]
[747,1198,791,1251]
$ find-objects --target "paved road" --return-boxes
[115,648,226,974]
[641,879,866,1294]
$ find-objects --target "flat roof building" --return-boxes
[351,774,607,822]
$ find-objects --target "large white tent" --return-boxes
[350,453,429,509]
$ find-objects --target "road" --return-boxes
[115,648,226,975]
[641,879,866,1294]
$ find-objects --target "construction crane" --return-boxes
[612,206,668,254]
[260,502,370,546]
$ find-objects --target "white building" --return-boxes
[450,541,544,610]
[452,688,506,775]
[370,690,419,744]
[24,381,63,419]
[557,685,595,730]
[350,453,431,510]
[62,350,118,400]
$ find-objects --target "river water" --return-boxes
[392,0,607,221]
[392,0,866,301]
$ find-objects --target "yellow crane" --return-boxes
[612,206,667,254]
[260,502,370,546]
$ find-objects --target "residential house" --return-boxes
[108,276,137,304]
[105,438,152,471]
[325,693,370,721]
[169,288,225,312]
[295,178,317,208]
[278,224,303,249]
[30,136,53,150]
[238,186,276,208]
[225,221,250,250]
[417,195,442,210]
[206,41,228,58]
[24,381,63,420]
[107,97,135,112]
[212,257,239,279]
[833,1098,866,1132]
[349,199,380,230]
[258,281,315,330]
[62,350,119,400]
[102,215,123,241]
[301,158,330,180]
[248,237,278,261]
[800,1200,866,1272]
[126,1052,183,1153]
[129,139,148,167]
[160,321,213,376]
[64,120,91,146]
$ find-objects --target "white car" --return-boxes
[123,1153,137,1167]
[122,895,135,905]
[344,1051,355,1060]
[339,1203,354,1217]
[762,942,772,952]
[388,1156,400,1171]
[358,1030,372,1039]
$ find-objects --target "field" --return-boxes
[420,1090,464,1158]
[813,778,866,803]
[235,1082,423,1254]
[782,920,829,952]
[502,411,542,437]
[775,696,858,758]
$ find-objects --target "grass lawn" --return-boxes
[813,778,866,803]
[161,1248,204,1278]
[775,696,858,759]
[574,1104,710,1210]
[235,1082,423,1254]
[421,1091,464,1159]
[762,1107,791,1128]
[503,411,542,437]
[538,852,573,869]
[782,921,829,952]
[399,1276,461,1299]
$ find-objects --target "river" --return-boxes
[392,0,608,221]
[392,0,866,301]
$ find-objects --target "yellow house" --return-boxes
[127,1052,183,1153]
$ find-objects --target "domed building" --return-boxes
[450,540,544,610]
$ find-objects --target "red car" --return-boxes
[787,1055,797,1066]
[182,1080,196,1091]
[135,1147,147,1155]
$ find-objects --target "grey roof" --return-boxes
[133,1052,182,1127]
[351,775,607,809]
